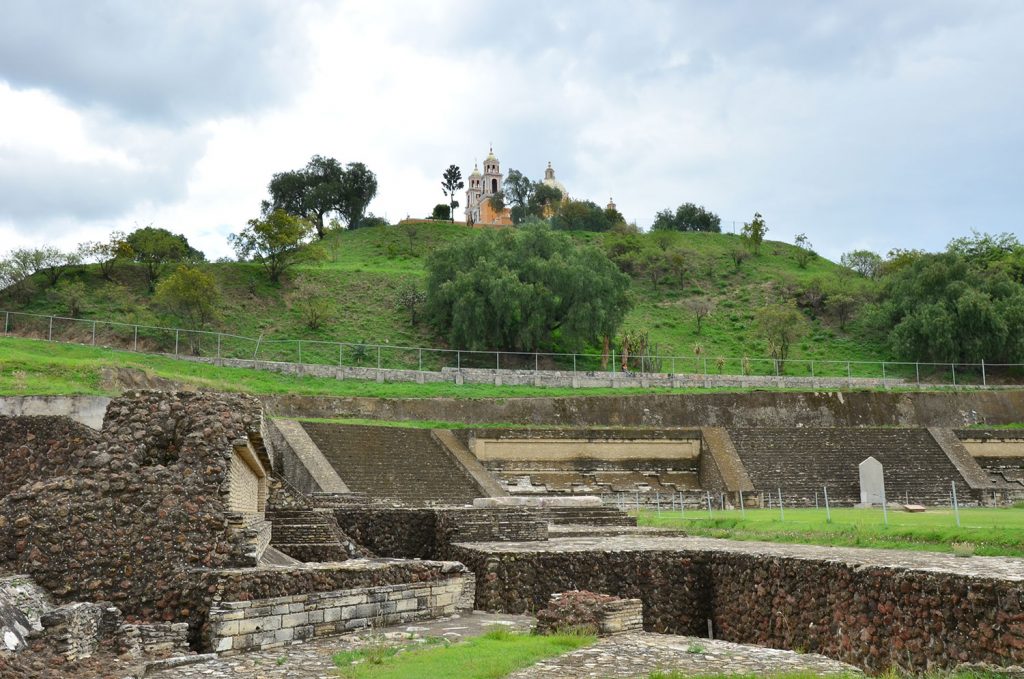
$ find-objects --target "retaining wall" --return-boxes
[450,537,1024,673]
[260,390,1024,428]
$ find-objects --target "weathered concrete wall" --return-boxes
[260,390,1024,428]
[0,396,110,430]
[264,419,349,494]
[450,538,1024,673]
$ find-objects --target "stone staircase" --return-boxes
[300,423,483,506]
[727,428,972,506]
[266,509,359,562]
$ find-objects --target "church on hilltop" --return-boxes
[465,146,570,226]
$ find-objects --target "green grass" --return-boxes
[5,225,897,371]
[4,335,958,400]
[332,629,594,679]
[648,673,1009,679]
[964,422,1024,429]
[636,506,1024,556]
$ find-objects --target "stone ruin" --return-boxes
[0,390,1022,677]
[0,391,474,677]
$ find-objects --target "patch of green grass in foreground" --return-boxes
[332,629,594,679]
[637,506,1024,557]
[650,672,1008,679]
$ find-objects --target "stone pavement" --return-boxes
[507,632,862,677]
[147,611,533,678]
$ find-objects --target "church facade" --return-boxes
[465,147,569,226]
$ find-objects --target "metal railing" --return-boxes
[2,309,1021,386]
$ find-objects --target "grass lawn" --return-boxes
[332,629,594,679]
[636,506,1024,557]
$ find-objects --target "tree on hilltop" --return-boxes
[651,202,721,232]
[741,212,768,255]
[441,165,464,223]
[264,156,378,238]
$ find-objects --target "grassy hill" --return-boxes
[5,223,886,366]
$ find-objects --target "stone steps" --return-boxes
[266,510,355,563]
[300,424,482,506]
[728,428,971,506]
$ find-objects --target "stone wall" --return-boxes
[184,559,471,651]
[0,416,101,497]
[261,389,1024,428]
[450,540,1024,673]
[205,573,474,654]
[0,392,265,624]
[334,506,547,561]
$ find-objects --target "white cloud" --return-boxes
[1,0,1022,262]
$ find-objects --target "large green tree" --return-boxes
[228,209,316,283]
[551,199,613,232]
[263,156,377,238]
[441,165,464,223]
[880,251,1024,363]
[154,265,221,330]
[124,226,200,291]
[651,202,721,232]
[425,224,631,351]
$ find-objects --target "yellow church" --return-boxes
[464,147,569,227]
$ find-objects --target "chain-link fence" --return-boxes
[3,309,1021,386]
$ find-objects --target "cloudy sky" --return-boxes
[1,0,1022,261]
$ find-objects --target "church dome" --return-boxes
[469,163,481,178]
[542,162,568,198]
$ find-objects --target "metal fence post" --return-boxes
[3,311,8,335]
[48,315,53,341]
[981,359,986,387]
[457,350,461,370]
[92,321,97,346]
[133,325,138,352]
[915,362,920,385]
[377,345,381,370]
[419,348,423,371]
[573,354,576,374]
[534,352,538,372]
[846,361,851,378]
[174,329,179,358]
[496,351,499,370]
[952,364,956,387]
[339,343,343,366]
[217,333,221,359]
[298,340,302,365]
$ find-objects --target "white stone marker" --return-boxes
[858,456,886,507]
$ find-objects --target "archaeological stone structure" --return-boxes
[1,389,1023,677]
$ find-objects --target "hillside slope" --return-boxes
[5,223,886,364]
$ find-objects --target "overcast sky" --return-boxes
[1,0,1022,262]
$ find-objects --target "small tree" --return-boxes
[37,246,79,288]
[685,298,714,334]
[125,226,197,292]
[395,280,426,326]
[52,279,88,317]
[430,204,450,220]
[840,249,883,279]
[741,212,768,255]
[756,302,808,372]
[79,231,128,281]
[154,265,221,330]
[828,293,856,330]
[287,274,331,330]
[794,233,815,269]
[730,248,750,271]
[441,165,464,223]
[229,210,315,283]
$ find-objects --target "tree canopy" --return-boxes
[263,155,378,238]
[424,224,632,352]
[551,199,619,232]
[154,265,221,329]
[124,226,200,291]
[228,209,316,283]
[880,251,1024,363]
[651,202,721,232]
